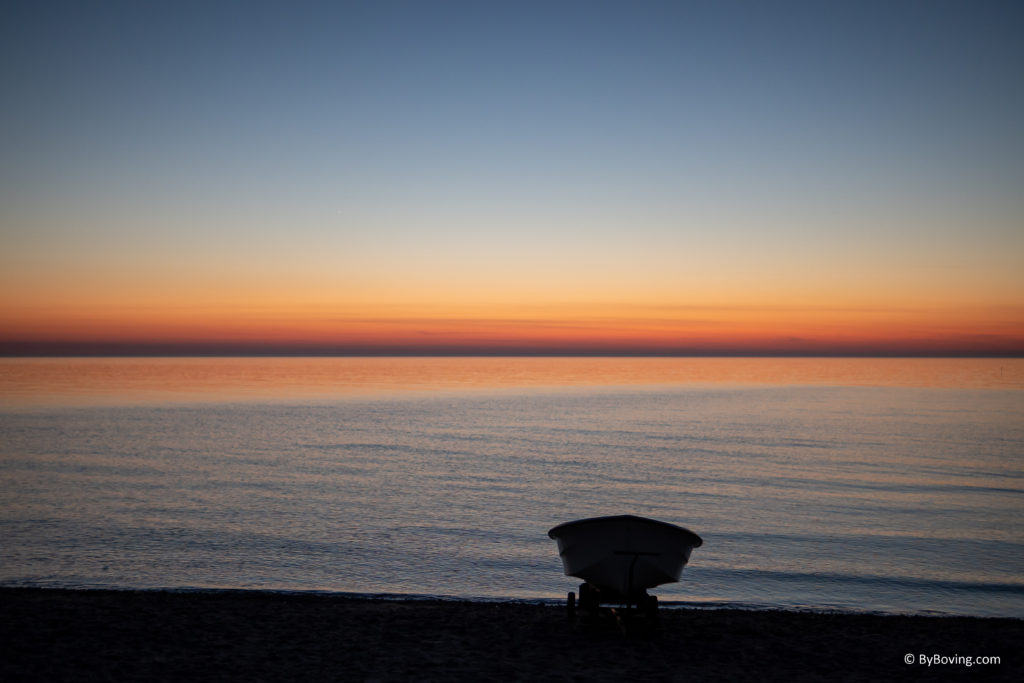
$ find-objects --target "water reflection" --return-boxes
[1,357,1021,408]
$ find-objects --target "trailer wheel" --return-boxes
[579,583,595,611]
[644,594,661,628]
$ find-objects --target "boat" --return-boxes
[548,514,702,613]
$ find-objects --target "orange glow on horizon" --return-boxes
[2,300,1022,355]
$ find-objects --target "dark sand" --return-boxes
[1,588,1019,682]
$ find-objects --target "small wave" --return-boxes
[697,567,1024,595]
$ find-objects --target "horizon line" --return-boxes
[2,349,1021,360]
[2,339,1022,359]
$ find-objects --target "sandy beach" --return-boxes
[1,588,1018,681]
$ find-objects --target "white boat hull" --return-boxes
[548,515,702,597]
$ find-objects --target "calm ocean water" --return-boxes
[1,358,1022,617]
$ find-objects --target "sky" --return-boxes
[1,0,1022,356]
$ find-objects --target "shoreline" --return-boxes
[3,587,1019,681]
[6,583,1016,620]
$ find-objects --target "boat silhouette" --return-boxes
[548,514,703,616]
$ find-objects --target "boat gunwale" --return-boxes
[547,514,703,548]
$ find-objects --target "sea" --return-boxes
[1,357,1022,618]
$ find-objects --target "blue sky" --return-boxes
[2,1,1022,354]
